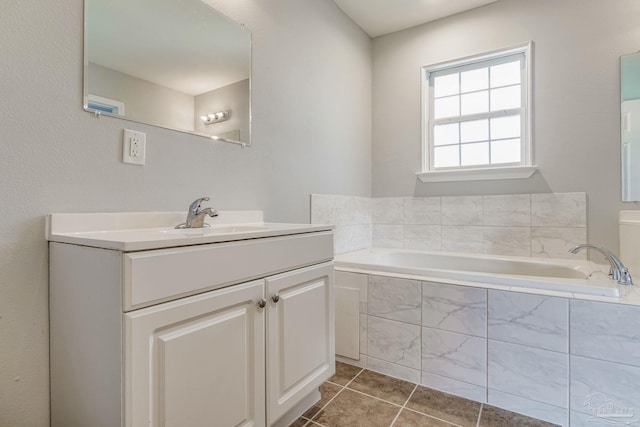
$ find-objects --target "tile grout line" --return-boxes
[343,371,461,426]
[307,367,366,425]
[400,406,465,427]
[476,403,484,427]
[332,366,556,427]
[344,385,407,409]
[389,383,418,427]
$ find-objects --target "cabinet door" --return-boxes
[266,262,335,425]
[125,280,266,427]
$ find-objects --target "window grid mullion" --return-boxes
[488,65,493,164]
[432,107,522,126]
[458,72,462,167]
[433,83,520,101]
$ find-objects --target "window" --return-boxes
[86,94,125,116]
[420,43,534,182]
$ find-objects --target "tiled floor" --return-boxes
[291,362,559,427]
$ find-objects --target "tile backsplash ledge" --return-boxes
[311,193,587,258]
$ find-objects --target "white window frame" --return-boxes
[418,42,536,182]
[86,94,126,116]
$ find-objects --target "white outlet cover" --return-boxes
[123,129,146,165]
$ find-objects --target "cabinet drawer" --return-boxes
[124,231,333,310]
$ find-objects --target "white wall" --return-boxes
[0,0,371,424]
[372,0,640,252]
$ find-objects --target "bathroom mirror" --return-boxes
[84,0,251,145]
[621,52,640,200]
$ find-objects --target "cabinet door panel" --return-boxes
[266,262,335,425]
[125,280,265,427]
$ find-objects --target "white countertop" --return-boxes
[46,211,333,251]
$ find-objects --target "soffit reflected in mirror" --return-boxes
[84,0,251,145]
[621,52,640,201]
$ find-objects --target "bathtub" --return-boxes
[335,248,620,297]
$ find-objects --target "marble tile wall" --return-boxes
[422,282,486,337]
[311,192,587,258]
[488,290,568,352]
[311,194,372,254]
[422,328,487,389]
[336,271,640,427]
[569,300,640,424]
[487,341,568,409]
[420,281,488,402]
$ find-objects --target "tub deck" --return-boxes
[335,248,619,297]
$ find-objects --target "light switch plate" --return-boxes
[123,129,146,165]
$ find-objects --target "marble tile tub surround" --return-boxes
[310,192,587,257]
[336,271,640,426]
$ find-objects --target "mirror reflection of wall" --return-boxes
[84,0,251,144]
[622,52,640,201]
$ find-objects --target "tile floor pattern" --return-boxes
[291,362,559,427]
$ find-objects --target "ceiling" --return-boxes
[333,0,500,38]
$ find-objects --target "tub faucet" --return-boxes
[569,244,633,285]
[176,197,219,229]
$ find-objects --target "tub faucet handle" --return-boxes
[569,244,633,285]
[619,267,634,286]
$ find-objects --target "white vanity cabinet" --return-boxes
[49,219,334,427]
[125,279,266,427]
[266,263,335,423]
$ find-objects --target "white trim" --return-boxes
[416,165,538,183]
[424,41,532,74]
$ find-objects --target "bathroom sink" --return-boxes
[46,211,333,251]
[162,225,269,236]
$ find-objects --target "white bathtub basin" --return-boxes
[336,248,619,297]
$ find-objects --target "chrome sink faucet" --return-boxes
[569,244,633,285]
[176,197,219,229]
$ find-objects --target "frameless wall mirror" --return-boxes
[84,0,251,146]
[622,52,640,200]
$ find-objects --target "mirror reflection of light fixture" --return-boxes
[200,110,230,125]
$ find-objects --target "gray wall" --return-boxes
[87,62,196,131]
[0,0,371,424]
[372,0,640,252]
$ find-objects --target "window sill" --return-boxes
[416,165,538,183]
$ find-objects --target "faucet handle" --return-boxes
[189,197,210,213]
[619,267,634,286]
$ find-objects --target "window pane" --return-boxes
[461,68,488,93]
[490,60,521,87]
[434,145,460,168]
[434,123,459,146]
[461,142,489,166]
[461,119,488,143]
[434,73,459,97]
[491,115,520,139]
[461,91,488,115]
[491,138,521,164]
[490,85,521,111]
[434,95,460,119]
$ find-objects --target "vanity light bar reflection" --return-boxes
[200,110,230,125]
